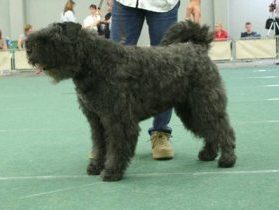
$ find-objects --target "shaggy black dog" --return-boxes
[26,21,236,181]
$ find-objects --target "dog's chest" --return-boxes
[76,90,105,113]
[77,93,91,110]
[75,82,116,114]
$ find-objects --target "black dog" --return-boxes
[26,21,236,181]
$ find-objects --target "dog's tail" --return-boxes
[161,21,213,50]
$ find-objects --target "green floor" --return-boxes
[1,66,279,210]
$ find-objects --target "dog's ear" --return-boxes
[59,22,82,42]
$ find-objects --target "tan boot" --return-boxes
[151,131,174,160]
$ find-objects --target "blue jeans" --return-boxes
[111,0,179,135]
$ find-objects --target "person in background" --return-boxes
[60,0,77,23]
[109,0,201,160]
[0,30,8,51]
[83,4,101,31]
[103,11,112,39]
[18,24,33,50]
[98,0,112,38]
[241,22,261,38]
[214,23,228,40]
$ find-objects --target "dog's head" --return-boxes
[26,22,82,83]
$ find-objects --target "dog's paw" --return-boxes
[198,149,218,161]
[218,154,236,168]
[87,162,103,175]
[100,169,123,182]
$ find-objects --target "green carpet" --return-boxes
[0,66,279,210]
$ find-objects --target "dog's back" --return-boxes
[160,21,214,51]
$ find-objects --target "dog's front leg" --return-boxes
[100,115,139,181]
[81,108,106,176]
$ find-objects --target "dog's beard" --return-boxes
[44,70,61,84]
[31,63,61,84]
[45,69,71,84]
[44,67,76,84]
[29,58,78,84]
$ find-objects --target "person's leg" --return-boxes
[111,0,145,45]
[146,2,180,45]
[144,2,180,160]
[146,2,180,135]
[148,110,172,135]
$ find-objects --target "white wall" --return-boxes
[214,0,229,30]
[9,0,25,41]
[229,0,272,39]
[25,0,210,45]
[0,0,275,41]
[25,0,108,30]
[0,0,10,38]
[0,0,109,39]
[138,0,214,45]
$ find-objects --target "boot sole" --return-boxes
[153,151,174,160]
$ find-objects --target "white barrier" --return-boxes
[235,39,277,60]
[0,51,11,71]
[14,51,33,70]
[1,39,278,72]
[209,40,232,61]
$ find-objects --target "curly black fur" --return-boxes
[26,21,236,182]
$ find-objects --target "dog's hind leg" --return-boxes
[175,102,219,161]
[100,116,140,181]
[175,87,236,168]
[175,103,219,161]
